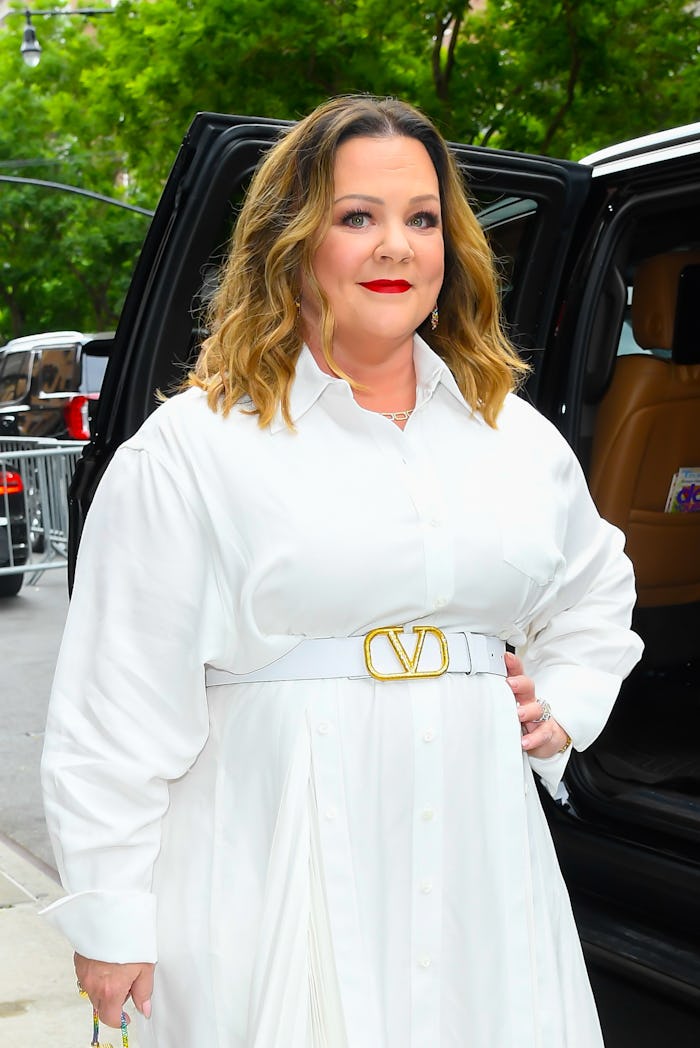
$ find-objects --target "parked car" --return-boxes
[66,114,700,1044]
[0,330,111,593]
[0,329,112,441]
[0,461,28,597]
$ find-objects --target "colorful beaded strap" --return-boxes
[90,1005,128,1048]
[78,982,128,1048]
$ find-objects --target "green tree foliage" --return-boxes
[81,0,700,190]
[0,0,697,339]
[79,0,430,191]
[0,6,151,342]
[441,0,700,157]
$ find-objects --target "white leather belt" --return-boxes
[205,627,507,686]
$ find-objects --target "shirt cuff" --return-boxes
[528,745,573,798]
[533,663,624,750]
[40,890,158,964]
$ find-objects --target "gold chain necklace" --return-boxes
[380,409,414,422]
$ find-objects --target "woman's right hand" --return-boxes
[75,953,154,1028]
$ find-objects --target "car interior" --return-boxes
[568,195,700,836]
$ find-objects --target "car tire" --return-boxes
[0,573,23,597]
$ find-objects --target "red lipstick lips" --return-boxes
[359,280,412,294]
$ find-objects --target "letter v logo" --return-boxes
[363,626,449,680]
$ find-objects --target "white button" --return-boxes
[420,879,433,894]
[429,517,442,528]
[434,597,447,608]
[317,721,330,735]
[419,955,432,969]
[420,807,435,821]
[325,806,337,821]
[422,729,435,743]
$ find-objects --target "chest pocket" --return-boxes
[499,496,564,587]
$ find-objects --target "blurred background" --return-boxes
[0,0,698,343]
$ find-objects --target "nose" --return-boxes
[375,219,414,263]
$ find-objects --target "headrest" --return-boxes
[673,264,700,365]
[632,251,700,353]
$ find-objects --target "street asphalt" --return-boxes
[0,569,142,1046]
[0,568,68,867]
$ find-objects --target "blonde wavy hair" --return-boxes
[190,95,529,428]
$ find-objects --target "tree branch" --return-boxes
[432,6,467,101]
[539,0,582,154]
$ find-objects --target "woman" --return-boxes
[42,95,642,1047]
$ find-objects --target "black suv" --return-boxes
[0,330,112,441]
[69,115,700,1045]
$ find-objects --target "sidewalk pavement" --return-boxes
[0,836,141,1048]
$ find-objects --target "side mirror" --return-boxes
[81,335,114,358]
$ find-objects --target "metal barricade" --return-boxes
[0,436,87,584]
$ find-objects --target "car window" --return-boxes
[80,353,109,394]
[617,288,672,360]
[36,347,79,396]
[473,193,538,312]
[0,351,31,403]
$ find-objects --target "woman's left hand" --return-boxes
[505,652,570,759]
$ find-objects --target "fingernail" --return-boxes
[143,999,152,1019]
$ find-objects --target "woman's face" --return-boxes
[303,135,445,351]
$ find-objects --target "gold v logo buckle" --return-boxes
[363,626,449,681]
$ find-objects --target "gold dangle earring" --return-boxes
[295,297,301,318]
[430,304,439,331]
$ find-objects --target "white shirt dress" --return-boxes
[42,336,643,1047]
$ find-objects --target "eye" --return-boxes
[408,210,440,229]
[341,209,371,228]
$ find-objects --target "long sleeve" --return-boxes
[515,423,644,797]
[41,442,233,962]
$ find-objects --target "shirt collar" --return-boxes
[412,333,470,411]
[269,334,472,433]
[269,344,339,433]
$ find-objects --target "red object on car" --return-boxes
[0,467,23,496]
[63,393,98,441]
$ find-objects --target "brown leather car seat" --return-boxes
[589,252,700,613]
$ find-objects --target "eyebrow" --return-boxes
[334,193,441,206]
